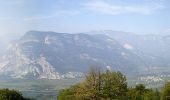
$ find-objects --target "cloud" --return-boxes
[0,10,80,21]
[1,0,27,6]
[23,10,80,21]
[165,27,170,33]
[84,0,165,15]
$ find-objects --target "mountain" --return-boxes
[88,30,170,71]
[0,43,4,56]
[0,31,146,79]
[1,30,170,79]
[0,34,19,56]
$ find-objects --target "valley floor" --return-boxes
[0,75,169,100]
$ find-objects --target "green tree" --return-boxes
[143,89,160,100]
[57,87,76,100]
[161,81,170,100]
[128,84,160,100]
[101,70,127,100]
[57,67,161,100]
[57,67,128,100]
[0,89,33,100]
[57,66,102,100]
[68,66,103,100]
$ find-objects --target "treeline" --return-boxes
[57,67,170,100]
[0,89,33,100]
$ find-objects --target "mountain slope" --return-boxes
[0,31,146,79]
[88,30,170,70]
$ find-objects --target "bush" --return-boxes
[0,89,33,100]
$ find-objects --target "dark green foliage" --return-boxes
[0,89,33,100]
[161,81,170,100]
[0,89,23,100]
[58,68,162,100]
[100,71,128,99]
[57,87,76,100]
[58,68,128,100]
[128,84,160,100]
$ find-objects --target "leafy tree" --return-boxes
[64,66,103,100]
[57,87,76,100]
[161,81,170,100]
[153,89,161,100]
[101,70,127,99]
[128,84,160,100]
[57,67,128,100]
[143,89,160,100]
[57,67,162,100]
[58,68,97,100]
[0,89,33,100]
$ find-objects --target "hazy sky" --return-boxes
[0,0,170,36]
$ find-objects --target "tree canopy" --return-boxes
[161,81,170,100]
[58,67,161,100]
[58,67,128,100]
[0,89,33,100]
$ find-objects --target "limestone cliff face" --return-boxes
[0,31,147,79]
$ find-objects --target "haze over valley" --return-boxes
[0,0,170,100]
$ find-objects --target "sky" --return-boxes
[0,0,170,36]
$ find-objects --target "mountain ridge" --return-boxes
[0,30,170,79]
